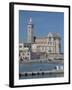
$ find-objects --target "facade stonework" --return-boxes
[32,32,61,54]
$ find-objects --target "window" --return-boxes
[50,42,52,44]
[48,48,51,53]
[23,53,25,55]
[19,45,22,48]
[28,53,29,55]
[42,47,44,51]
[49,37,51,41]
[45,47,47,50]
[28,25,31,28]
[48,41,52,45]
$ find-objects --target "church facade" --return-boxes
[32,33,61,54]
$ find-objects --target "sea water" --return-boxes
[19,61,64,79]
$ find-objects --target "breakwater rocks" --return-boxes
[19,70,64,77]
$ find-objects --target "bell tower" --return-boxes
[27,17,34,43]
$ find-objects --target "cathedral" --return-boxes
[19,17,63,60]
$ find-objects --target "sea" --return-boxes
[19,61,64,79]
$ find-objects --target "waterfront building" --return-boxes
[19,17,63,60]
[19,43,31,60]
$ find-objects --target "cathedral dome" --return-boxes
[53,33,60,38]
[53,33,61,40]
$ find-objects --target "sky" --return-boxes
[19,10,64,53]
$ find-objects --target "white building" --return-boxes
[19,43,31,61]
